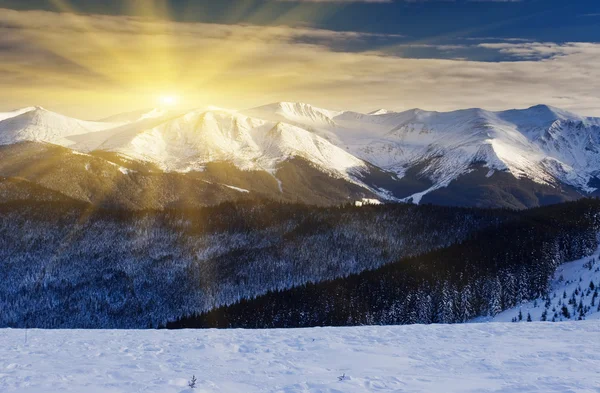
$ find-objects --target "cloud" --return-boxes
[0,8,600,118]
[478,41,600,59]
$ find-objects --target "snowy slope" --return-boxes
[0,107,120,147]
[0,107,36,122]
[475,245,600,323]
[67,113,177,152]
[244,103,600,201]
[95,109,368,181]
[244,102,345,144]
[1,322,600,393]
[246,102,342,127]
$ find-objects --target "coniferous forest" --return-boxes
[0,199,599,328]
[168,200,600,328]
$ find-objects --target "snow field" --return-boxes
[1,322,600,392]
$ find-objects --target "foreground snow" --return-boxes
[1,322,600,392]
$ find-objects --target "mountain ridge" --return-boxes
[0,102,599,208]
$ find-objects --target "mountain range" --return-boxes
[0,102,599,209]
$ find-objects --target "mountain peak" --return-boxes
[8,106,58,124]
[0,107,37,122]
[0,106,117,147]
[498,104,583,125]
[368,109,395,116]
[527,104,563,112]
[246,102,341,126]
[525,104,576,118]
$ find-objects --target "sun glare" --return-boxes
[159,95,178,107]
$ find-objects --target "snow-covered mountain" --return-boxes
[246,102,342,127]
[0,107,37,122]
[1,101,600,208]
[0,107,119,147]
[95,109,367,179]
[0,106,383,208]
[244,102,600,207]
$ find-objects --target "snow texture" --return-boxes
[1,322,599,393]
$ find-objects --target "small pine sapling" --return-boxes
[188,375,197,389]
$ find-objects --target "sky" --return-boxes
[1,0,600,119]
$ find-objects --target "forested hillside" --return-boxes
[0,200,505,328]
[168,200,600,328]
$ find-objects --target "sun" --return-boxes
[158,95,178,107]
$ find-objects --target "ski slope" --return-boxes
[1,322,600,392]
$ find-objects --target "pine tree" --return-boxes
[527,313,532,322]
[188,375,197,389]
[518,309,523,321]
